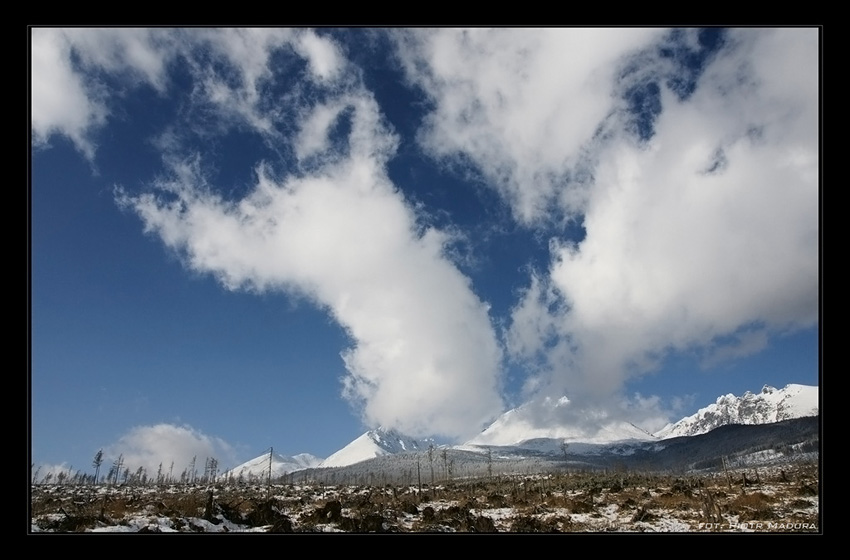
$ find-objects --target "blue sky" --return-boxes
[30,28,819,478]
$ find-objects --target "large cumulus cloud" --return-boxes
[399,28,819,427]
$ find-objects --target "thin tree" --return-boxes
[428,444,435,484]
[111,454,124,485]
[92,449,104,485]
[188,456,197,485]
[267,448,273,498]
[486,448,493,479]
[134,466,145,486]
[416,453,422,493]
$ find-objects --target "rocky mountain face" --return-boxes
[653,384,818,439]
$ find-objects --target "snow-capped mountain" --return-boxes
[224,451,323,481]
[319,427,427,468]
[653,384,819,439]
[466,396,657,447]
[242,384,819,471]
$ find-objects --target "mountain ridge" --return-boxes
[228,383,818,473]
[653,383,818,439]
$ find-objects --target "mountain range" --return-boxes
[227,383,818,476]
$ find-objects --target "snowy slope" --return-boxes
[224,451,323,481]
[319,427,426,468]
[466,396,656,447]
[653,384,819,439]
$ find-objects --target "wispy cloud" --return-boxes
[394,28,665,224]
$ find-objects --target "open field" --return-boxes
[30,462,819,533]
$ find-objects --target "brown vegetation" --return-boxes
[30,463,819,533]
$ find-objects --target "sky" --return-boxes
[30,27,820,479]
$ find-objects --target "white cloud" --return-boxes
[185,28,296,136]
[59,28,176,91]
[32,28,507,441]
[119,47,505,440]
[505,29,818,415]
[30,28,342,156]
[400,28,819,426]
[31,28,108,158]
[294,30,344,81]
[35,27,817,443]
[103,424,237,479]
[31,28,179,158]
[394,28,665,224]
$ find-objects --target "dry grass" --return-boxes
[30,463,819,533]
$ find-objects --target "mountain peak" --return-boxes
[654,384,818,439]
[319,428,425,468]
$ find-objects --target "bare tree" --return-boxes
[428,444,435,484]
[111,454,124,485]
[560,441,569,462]
[486,448,493,479]
[92,449,104,485]
[416,454,422,492]
[204,457,218,483]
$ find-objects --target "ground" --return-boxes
[30,463,819,533]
